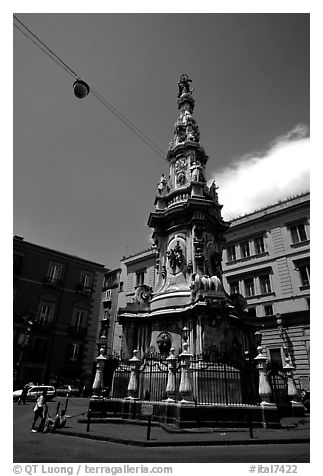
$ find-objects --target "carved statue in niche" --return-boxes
[177,73,194,98]
[156,332,172,356]
[194,240,205,266]
[175,158,187,186]
[177,171,186,185]
[190,160,204,182]
[167,240,184,274]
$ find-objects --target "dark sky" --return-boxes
[13,13,310,268]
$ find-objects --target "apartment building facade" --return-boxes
[221,193,310,390]
[13,236,108,388]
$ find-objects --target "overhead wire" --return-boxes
[13,14,79,79]
[91,89,166,159]
[13,15,167,162]
[13,23,74,79]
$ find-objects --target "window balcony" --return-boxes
[33,320,54,332]
[225,251,269,266]
[299,284,310,291]
[43,276,62,288]
[290,239,310,249]
[245,291,275,301]
[76,284,93,296]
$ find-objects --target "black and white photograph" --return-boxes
[9,4,313,471]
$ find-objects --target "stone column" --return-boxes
[165,348,177,401]
[126,349,141,399]
[179,342,193,403]
[92,347,106,398]
[254,346,272,404]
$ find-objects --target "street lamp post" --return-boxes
[92,315,109,398]
[276,314,289,357]
[15,314,35,384]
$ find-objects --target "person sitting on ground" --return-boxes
[43,409,68,433]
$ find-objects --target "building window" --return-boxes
[227,245,236,262]
[248,307,257,317]
[72,310,86,330]
[38,303,54,327]
[103,309,111,320]
[229,281,239,295]
[244,278,255,297]
[264,304,273,316]
[290,223,307,244]
[298,264,310,286]
[69,343,81,361]
[254,236,265,254]
[102,289,112,301]
[119,281,124,292]
[268,348,284,373]
[46,263,62,285]
[136,271,145,287]
[81,272,92,288]
[78,272,93,294]
[240,241,250,258]
[259,274,272,294]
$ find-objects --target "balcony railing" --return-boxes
[76,284,93,296]
[33,320,54,332]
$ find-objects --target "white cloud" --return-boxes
[210,124,310,220]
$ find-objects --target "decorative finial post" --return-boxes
[254,345,272,404]
[254,345,279,429]
[126,349,141,399]
[283,356,299,402]
[92,347,106,398]
[179,342,194,403]
[165,348,177,402]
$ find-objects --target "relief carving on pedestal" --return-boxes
[156,332,172,356]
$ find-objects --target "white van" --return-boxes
[13,385,56,401]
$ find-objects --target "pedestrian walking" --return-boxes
[31,389,47,432]
[17,384,29,405]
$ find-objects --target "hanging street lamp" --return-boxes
[73,79,90,99]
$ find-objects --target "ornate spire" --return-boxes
[171,74,200,148]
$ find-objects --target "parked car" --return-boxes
[13,385,56,402]
[55,385,80,397]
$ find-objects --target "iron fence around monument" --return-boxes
[191,360,243,405]
[111,355,259,405]
[111,360,131,398]
[270,373,290,405]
